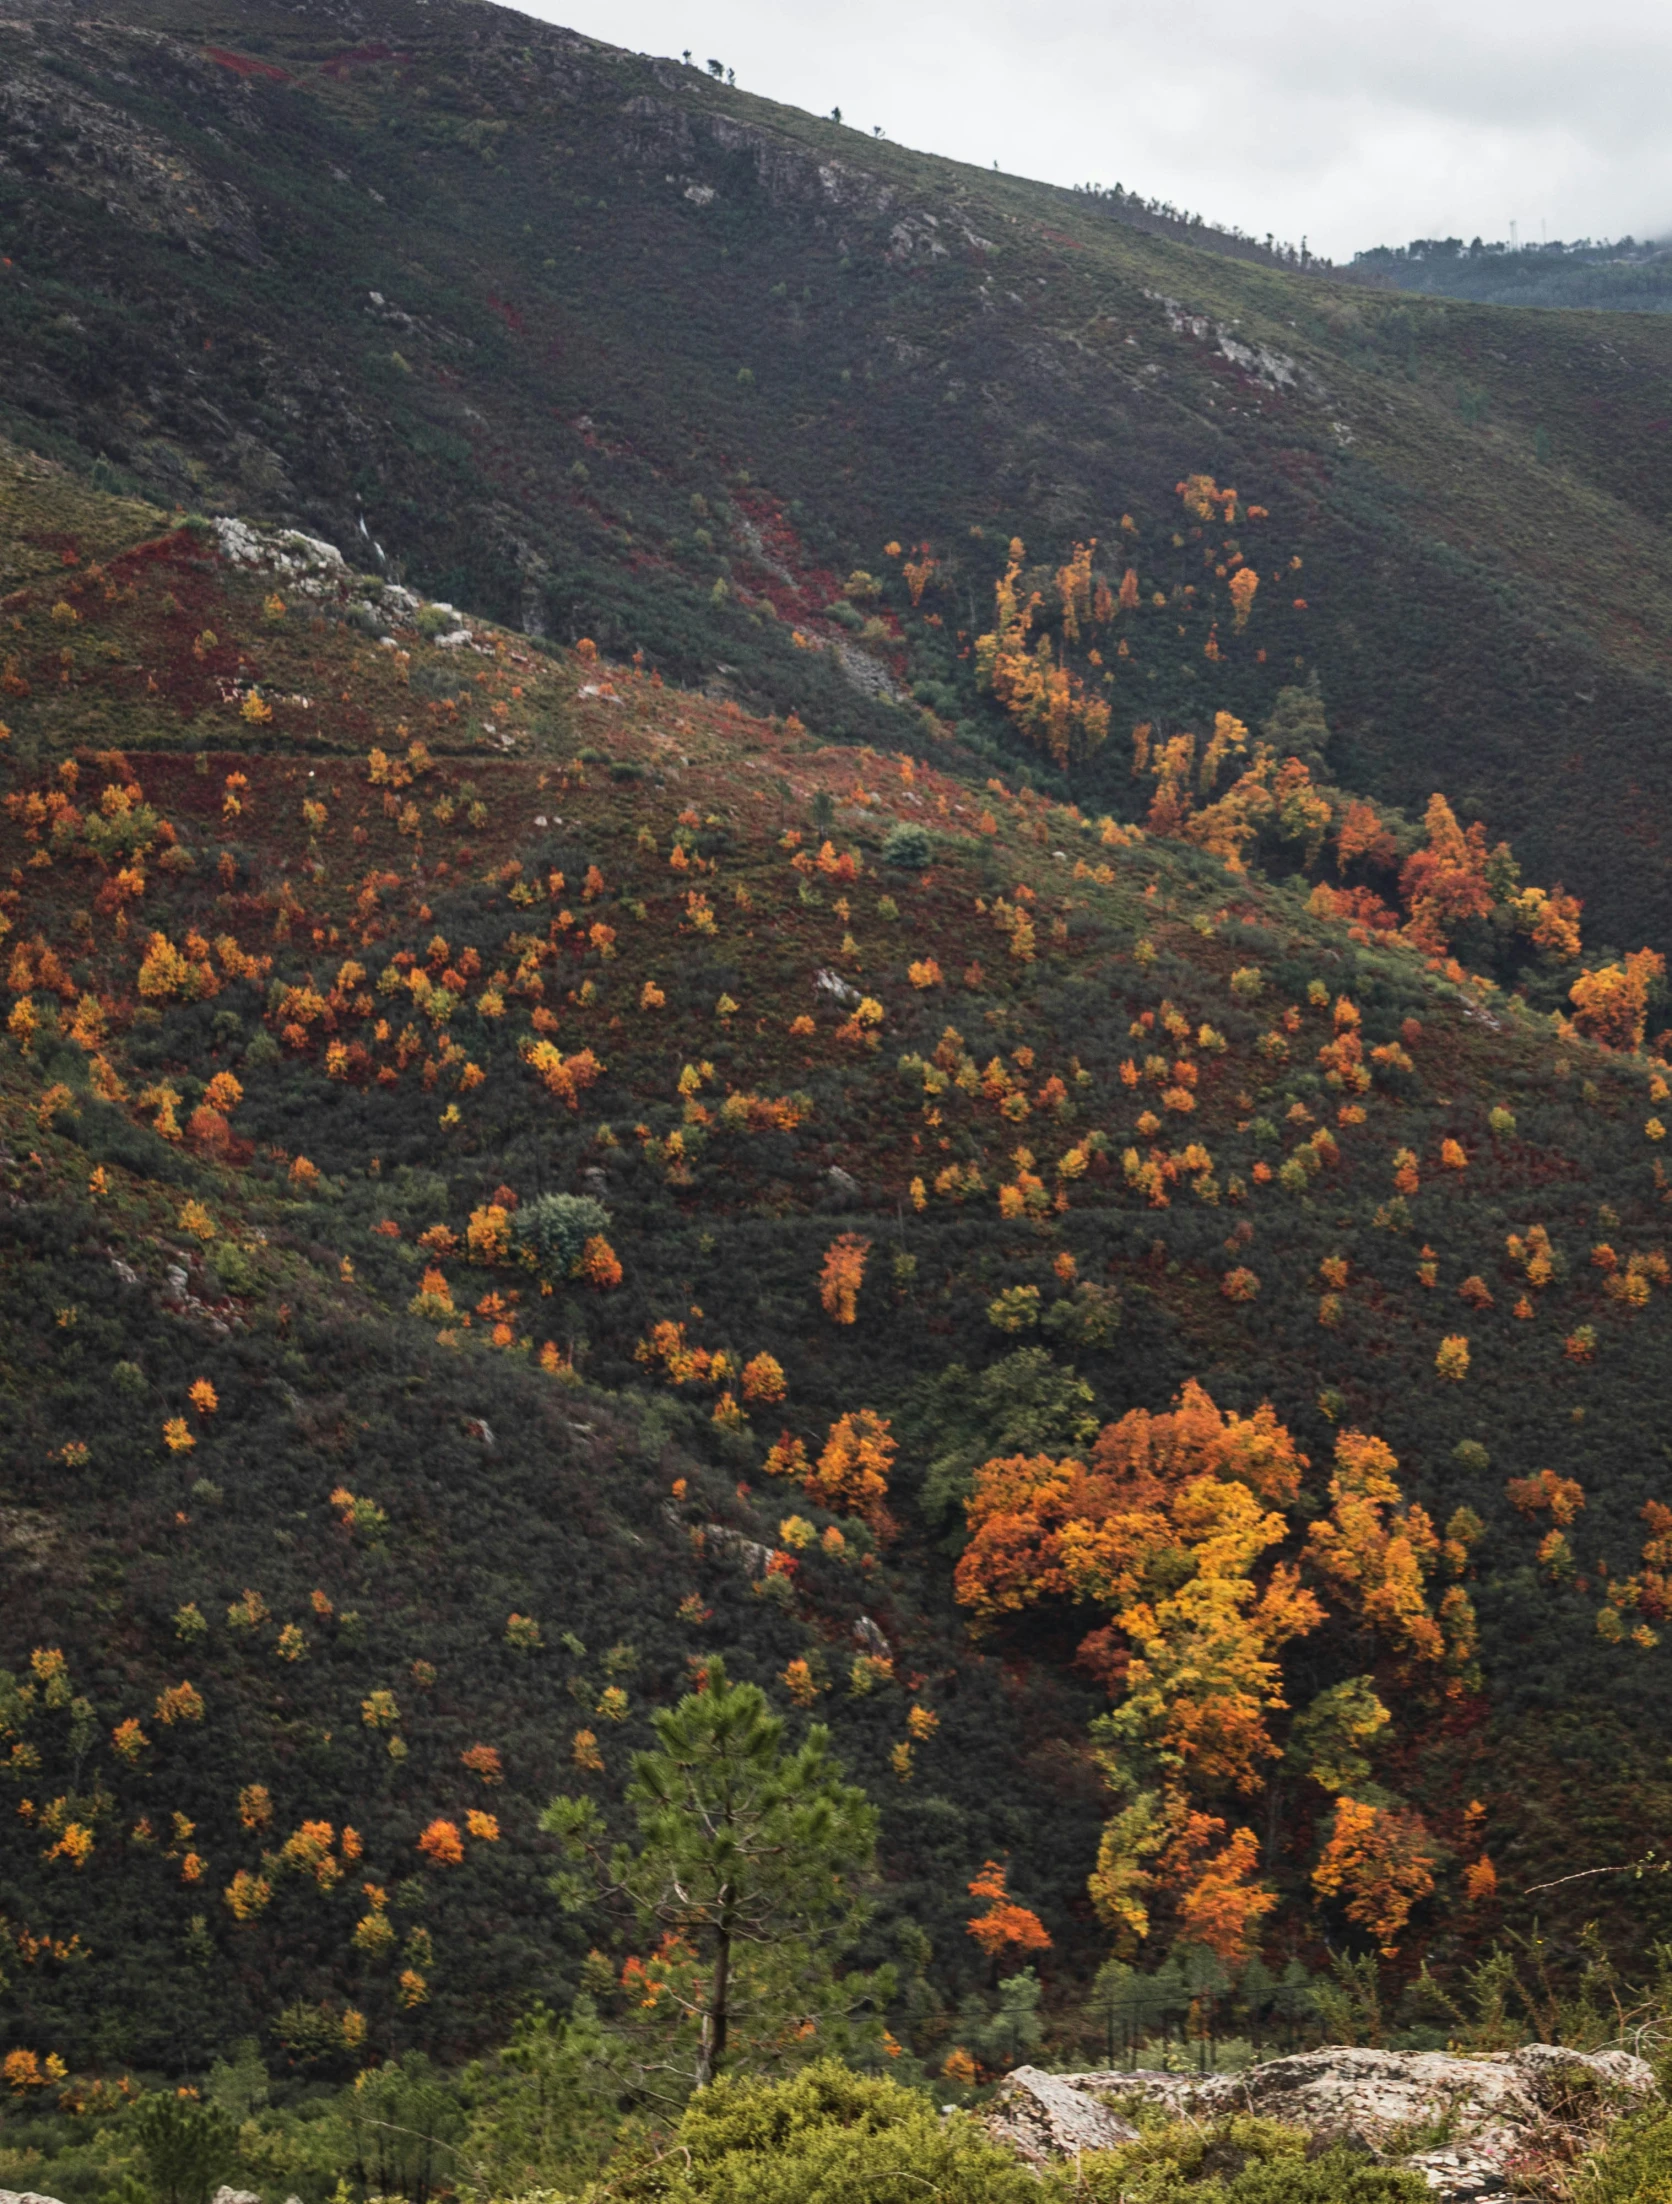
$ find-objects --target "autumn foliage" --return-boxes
[810,1410,896,1527]
[957,1381,1459,1959]
[1311,1798,1437,1955]
[965,1859,1051,1958]
[818,1233,870,1324]
[975,538,1112,767]
[417,1818,464,1866]
[1570,948,1667,1050]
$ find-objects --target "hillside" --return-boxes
[11,0,1672,2121]
[6,429,1672,2096]
[4,0,1672,960]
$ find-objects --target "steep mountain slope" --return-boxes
[3,0,1672,957]
[7,438,1672,2079]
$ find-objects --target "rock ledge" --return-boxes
[984,2043,1654,2201]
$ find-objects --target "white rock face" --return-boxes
[212,515,345,582]
[984,2045,1655,2203]
[814,967,862,1009]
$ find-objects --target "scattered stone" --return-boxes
[0,1508,60,1572]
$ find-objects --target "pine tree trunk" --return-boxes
[697,1916,732,2089]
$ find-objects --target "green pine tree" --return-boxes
[128,2095,237,2204]
[543,1658,888,2097]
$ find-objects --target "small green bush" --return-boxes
[130,2091,237,2204]
[1573,2098,1672,2204]
[211,1242,256,1293]
[881,823,933,870]
[514,1192,611,1279]
[1076,2113,1428,2203]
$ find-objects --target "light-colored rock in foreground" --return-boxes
[986,2043,1655,2201]
[981,2064,1141,2162]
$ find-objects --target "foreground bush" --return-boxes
[599,2062,1038,2204]
[589,2064,1430,2204]
[1573,2095,1672,2204]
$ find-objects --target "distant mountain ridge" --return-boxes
[1347,234,1672,313]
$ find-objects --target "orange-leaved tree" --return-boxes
[1156,1806,1275,1966]
[818,1234,870,1324]
[1305,1430,1477,1691]
[810,1410,896,1529]
[956,1381,1316,1956]
[1398,794,1493,953]
[966,1859,1051,1960]
[1311,1798,1437,1956]
[1569,948,1666,1050]
[973,538,1111,767]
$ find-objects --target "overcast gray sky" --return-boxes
[517,0,1672,262]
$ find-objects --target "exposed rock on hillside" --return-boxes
[987,2046,1655,2201]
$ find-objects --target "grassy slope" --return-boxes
[7,441,1672,2074]
[2,0,1672,953]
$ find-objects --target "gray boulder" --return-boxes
[984,2043,1655,2202]
[982,2066,1140,2163]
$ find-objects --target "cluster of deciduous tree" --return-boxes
[955,1380,1480,1962]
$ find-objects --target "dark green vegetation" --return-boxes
[5,0,1672,950]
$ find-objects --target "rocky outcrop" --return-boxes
[984,2045,1655,2201]
[982,2066,1140,2163]
[0,43,262,261]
